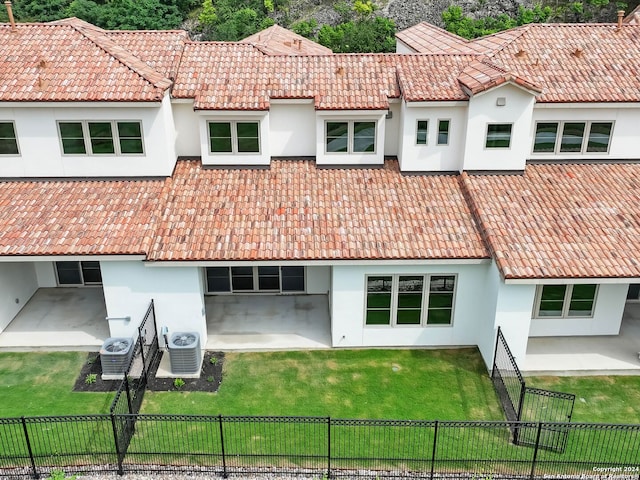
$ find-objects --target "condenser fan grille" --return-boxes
[172,334,197,347]
[104,340,130,353]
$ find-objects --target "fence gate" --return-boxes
[491,327,575,453]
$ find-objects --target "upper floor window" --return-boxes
[416,120,428,145]
[0,122,19,155]
[533,121,613,154]
[437,120,450,145]
[485,124,512,149]
[58,121,144,155]
[534,284,598,318]
[205,266,304,293]
[326,121,376,153]
[209,121,260,154]
[55,261,102,285]
[365,274,456,327]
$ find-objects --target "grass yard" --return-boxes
[141,348,504,420]
[0,352,113,417]
[526,375,640,424]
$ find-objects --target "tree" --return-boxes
[317,16,395,53]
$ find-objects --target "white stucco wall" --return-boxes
[395,40,416,53]
[475,260,502,369]
[307,266,330,294]
[315,111,386,165]
[270,102,316,157]
[330,263,489,348]
[172,101,201,157]
[0,99,176,177]
[462,84,536,171]
[101,262,206,343]
[0,262,38,333]
[199,111,270,166]
[384,103,401,156]
[35,262,57,287]
[528,283,627,337]
[529,106,640,161]
[398,102,467,172]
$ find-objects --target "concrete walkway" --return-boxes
[0,288,108,351]
[205,295,331,350]
[523,303,640,375]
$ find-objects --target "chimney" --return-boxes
[4,0,16,32]
[617,10,625,30]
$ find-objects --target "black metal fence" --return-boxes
[491,327,576,452]
[1,414,640,479]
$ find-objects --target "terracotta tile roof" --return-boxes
[0,19,171,102]
[105,30,189,80]
[457,58,541,95]
[471,23,640,103]
[0,177,164,256]
[395,22,485,54]
[396,54,478,101]
[241,25,332,55]
[462,163,640,279]
[173,45,402,109]
[147,158,489,261]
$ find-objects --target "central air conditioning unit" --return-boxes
[100,337,134,377]
[168,332,201,375]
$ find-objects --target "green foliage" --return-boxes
[209,355,218,365]
[48,470,77,480]
[317,16,395,53]
[198,0,285,40]
[66,0,183,30]
[291,19,318,38]
[84,373,97,385]
[442,4,552,39]
[173,378,186,390]
[198,0,217,27]
[352,0,376,18]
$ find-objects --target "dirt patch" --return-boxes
[73,351,225,393]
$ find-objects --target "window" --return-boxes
[534,284,597,318]
[365,274,456,326]
[58,121,144,155]
[437,120,450,145]
[416,120,428,145]
[55,261,102,285]
[0,122,19,155]
[533,122,613,154]
[208,121,260,154]
[325,121,376,154]
[485,124,512,148]
[205,266,305,293]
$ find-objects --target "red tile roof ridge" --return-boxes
[241,24,333,55]
[63,19,173,91]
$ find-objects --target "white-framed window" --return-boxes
[205,266,305,293]
[364,274,456,327]
[534,284,598,318]
[325,121,376,153]
[485,123,512,149]
[416,120,428,145]
[0,121,19,155]
[532,121,613,154]
[437,119,450,146]
[208,121,260,154]
[55,261,102,285]
[58,121,144,155]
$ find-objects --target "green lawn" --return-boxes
[0,352,113,417]
[141,348,504,420]
[526,375,640,424]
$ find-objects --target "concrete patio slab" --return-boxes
[0,288,108,351]
[523,303,640,376]
[205,295,331,350]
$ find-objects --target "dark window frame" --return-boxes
[58,120,144,155]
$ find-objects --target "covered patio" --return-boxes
[523,302,640,375]
[0,288,108,351]
[205,295,331,350]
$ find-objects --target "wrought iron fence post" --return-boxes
[529,422,543,480]
[218,415,227,478]
[124,376,133,416]
[21,417,38,479]
[110,413,124,476]
[492,327,501,379]
[327,416,331,479]
[138,331,146,375]
[430,420,438,480]
[514,383,527,444]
